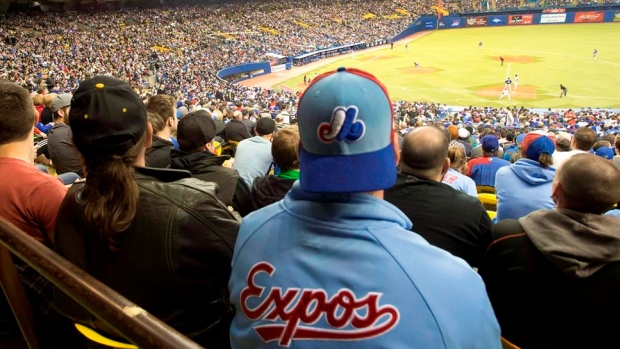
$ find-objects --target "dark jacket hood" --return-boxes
[251,175,295,210]
[520,209,620,278]
[169,149,230,172]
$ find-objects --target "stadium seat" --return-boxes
[478,193,498,211]
[501,336,521,349]
[487,210,497,220]
[213,140,222,156]
[476,185,495,194]
[222,140,240,157]
[74,323,137,349]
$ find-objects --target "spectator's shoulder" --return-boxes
[490,219,525,246]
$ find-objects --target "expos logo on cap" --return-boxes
[317,106,365,143]
[298,67,396,193]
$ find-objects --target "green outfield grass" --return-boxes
[276,23,620,108]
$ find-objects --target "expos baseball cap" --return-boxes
[297,67,396,193]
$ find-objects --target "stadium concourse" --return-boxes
[2,1,620,348]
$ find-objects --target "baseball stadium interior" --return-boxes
[1,0,620,348]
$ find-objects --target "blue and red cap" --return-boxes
[297,67,396,193]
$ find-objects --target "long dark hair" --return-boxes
[80,134,146,252]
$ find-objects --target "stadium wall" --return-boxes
[216,62,273,83]
[405,9,618,34]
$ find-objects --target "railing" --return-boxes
[0,216,203,349]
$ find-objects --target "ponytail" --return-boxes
[81,135,146,252]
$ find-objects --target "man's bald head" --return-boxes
[556,154,620,214]
[400,126,449,181]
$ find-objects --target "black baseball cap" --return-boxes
[177,110,216,152]
[70,76,147,157]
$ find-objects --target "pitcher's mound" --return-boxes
[402,67,436,74]
[495,55,534,64]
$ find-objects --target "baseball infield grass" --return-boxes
[276,23,620,108]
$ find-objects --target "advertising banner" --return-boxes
[465,16,488,27]
[615,10,620,22]
[574,11,604,23]
[423,20,436,29]
[439,17,464,28]
[487,15,507,26]
[508,14,533,25]
[271,64,286,73]
[540,13,566,24]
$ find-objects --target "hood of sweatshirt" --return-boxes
[520,209,620,278]
[169,149,229,172]
[510,158,556,185]
[251,175,296,210]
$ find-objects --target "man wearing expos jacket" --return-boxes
[228,67,501,348]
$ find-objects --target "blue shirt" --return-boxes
[467,156,511,187]
[229,183,501,349]
[233,136,273,187]
[442,168,478,197]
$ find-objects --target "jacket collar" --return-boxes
[134,166,191,182]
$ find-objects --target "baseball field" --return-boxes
[274,23,620,109]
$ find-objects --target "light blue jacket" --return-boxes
[442,168,478,198]
[495,159,556,222]
[229,182,501,349]
[233,136,273,187]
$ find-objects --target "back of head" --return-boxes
[256,117,277,136]
[573,127,597,151]
[177,110,216,153]
[557,154,620,214]
[447,125,458,140]
[233,110,242,120]
[521,131,555,168]
[556,138,571,152]
[297,67,396,193]
[400,126,449,179]
[481,135,499,155]
[271,125,300,172]
[33,93,45,107]
[448,145,468,174]
[0,80,36,145]
[593,140,611,151]
[146,94,176,133]
[69,76,148,252]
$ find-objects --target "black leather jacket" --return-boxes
[53,167,240,348]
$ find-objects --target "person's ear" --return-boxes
[145,122,153,149]
[392,132,400,166]
[442,158,450,176]
[205,140,214,153]
[551,179,562,205]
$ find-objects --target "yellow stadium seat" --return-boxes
[213,140,222,156]
[476,185,495,194]
[478,193,498,211]
[75,323,137,349]
[487,210,497,220]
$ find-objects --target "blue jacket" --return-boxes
[495,159,556,222]
[442,168,478,198]
[229,182,501,349]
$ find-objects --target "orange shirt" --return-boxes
[0,158,67,245]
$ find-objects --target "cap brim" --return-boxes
[300,143,397,193]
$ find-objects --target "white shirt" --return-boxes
[552,149,588,169]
